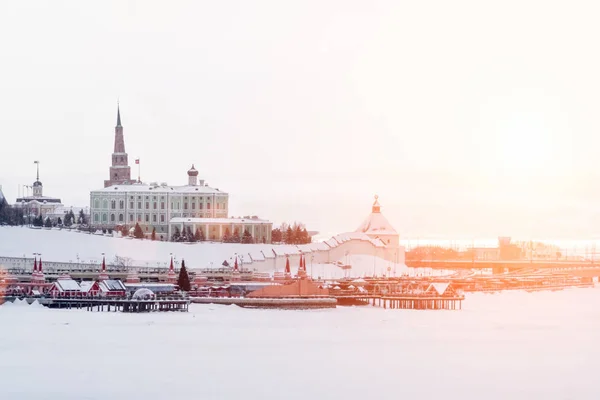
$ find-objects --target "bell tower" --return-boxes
[104,105,133,187]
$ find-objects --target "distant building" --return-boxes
[91,166,230,238]
[169,216,272,243]
[355,196,399,248]
[14,162,63,219]
[104,106,137,188]
[91,105,272,242]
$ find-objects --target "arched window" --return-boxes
[119,200,124,209]
[111,200,116,210]
[119,214,124,222]
[102,199,108,209]
[94,214,99,222]
[94,199,100,209]
[102,213,107,222]
[110,214,115,222]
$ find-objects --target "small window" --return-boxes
[130,201,134,209]
[160,215,165,223]
[129,214,134,222]
[153,215,157,222]
[145,215,149,222]
[119,214,124,222]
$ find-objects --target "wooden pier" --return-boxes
[190,296,337,309]
[333,294,464,310]
[1,297,190,312]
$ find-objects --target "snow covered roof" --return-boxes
[99,280,126,292]
[15,195,62,204]
[426,282,450,296]
[79,281,98,293]
[54,279,81,292]
[356,196,398,236]
[0,186,5,204]
[92,183,227,195]
[170,217,272,225]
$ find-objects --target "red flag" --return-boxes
[135,159,140,164]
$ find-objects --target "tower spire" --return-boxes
[116,103,122,127]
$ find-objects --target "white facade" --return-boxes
[90,168,229,240]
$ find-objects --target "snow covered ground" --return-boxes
[2,288,600,399]
[0,227,424,278]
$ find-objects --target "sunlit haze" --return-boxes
[2,0,600,238]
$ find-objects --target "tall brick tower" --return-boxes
[104,105,134,187]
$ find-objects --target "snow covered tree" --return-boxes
[177,260,191,291]
[44,217,52,228]
[133,223,144,239]
[194,228,203,242]
[241,229,253,244]
[151,227,156,241]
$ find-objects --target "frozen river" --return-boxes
[2,288,600,399]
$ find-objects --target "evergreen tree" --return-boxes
[172,227,181,242]
[301,227,311,244]
[284,226,294,244]
[186,226,195,242]
[177,260,191,291]
[133,222,144,239]
[222,228,231,243]
[67,210,76,225]
[151,227,156,241]
[57,217,62,226]
[44,217,52,228]
[64,212,72,227]
[293,224,302,245]
[241,229,253,244]
[271,228,282,243]
[78,209,86,225]
[232,228,241,243]
[194,228,202,242]
[33,215,43,227]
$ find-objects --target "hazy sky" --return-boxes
[2,0,600,239]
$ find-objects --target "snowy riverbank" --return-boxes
[2,287,600,399]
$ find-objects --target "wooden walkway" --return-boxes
[190,296,337,309]
[1,297,190,312]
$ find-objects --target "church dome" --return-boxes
[33,180,42,187]
[187,164,199,177]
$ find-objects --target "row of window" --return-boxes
[93,213,167,223]
[93,199,227,210]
